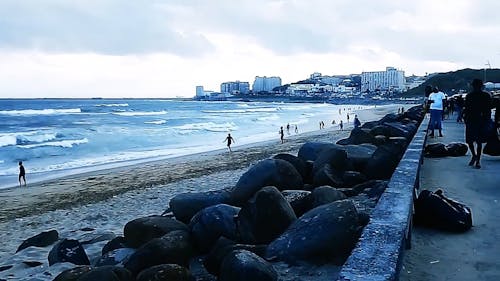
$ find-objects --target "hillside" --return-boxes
[403,68,500,96]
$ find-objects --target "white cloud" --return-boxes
[0,0,498,98]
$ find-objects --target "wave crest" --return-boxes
[0,108,81,116]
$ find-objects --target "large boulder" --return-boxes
[124,230,194,276]
[236,186,297,244]
[381,122,412,138]
[76,266,133,281]
[266,200,360,264]
[312,146,348,176]
[48,239,90,266]
[189,204,240,253]
[311,186,347,207]
[189,256,217,281]
[312,163,344,187]
[102,236,126,255]
[94,248,135,267]
[403,105,424,121]
[219,250,278,281]
[230,159,303,205]
[297,142,339,162]
[363,141,406,180]
[343,144,377,172]
[360,120,380,130]
[281,190,312,217]
[169,189,232,224]
[369,125,392,137]
[123,216,188,248]
[379,113,402,124]
[136,264,192,281]
[204,237,267,277]
[53,265,92,281]
[342,171,368,188]
[272,153,309,183]
[17,229,59,253]
[343,128,376,145]
[445,142,468,157]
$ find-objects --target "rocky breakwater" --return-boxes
[4,105,424,281]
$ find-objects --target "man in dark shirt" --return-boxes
[464,79,492,169]
[19,161,26,187]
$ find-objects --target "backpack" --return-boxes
[414,189,472,232]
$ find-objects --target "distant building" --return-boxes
[220,81,250,95]
[361,67,405,92]
[404,75,426,90]
[252,76,282,92]
[195,86,206,98]
[310,72,322,79]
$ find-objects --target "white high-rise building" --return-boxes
[361,67,405,92]
[252,76,282,92]
[220,81,250,95]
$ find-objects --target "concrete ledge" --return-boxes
[337,118,428,281]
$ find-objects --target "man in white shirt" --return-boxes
[428,87,446,137]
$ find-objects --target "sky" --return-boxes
[0,0,499,98]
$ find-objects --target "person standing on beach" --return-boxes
[294,125,298,134]
[339,120,344,131]
[464,79,493,169]
[279,126,285,143]
[347,114,350,123]
[18,161,26,187]
[428,86,446,137]
[223,133,235,152]
[286,123,290,134]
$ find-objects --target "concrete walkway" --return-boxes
[400,117,500,281]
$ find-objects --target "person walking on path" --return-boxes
[428,86,446,137]
[279,126,285,144]
[18,161,26,187]
[455,95,465,123]
[464,79,493,169]
[223,133,235,152]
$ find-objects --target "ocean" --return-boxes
[0,99,371,188]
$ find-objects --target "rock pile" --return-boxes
[9,105,424,281]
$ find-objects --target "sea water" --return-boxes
[0,99,370,188]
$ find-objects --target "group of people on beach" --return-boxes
[426,79,498,169]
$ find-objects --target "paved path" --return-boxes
[400,117,500,281]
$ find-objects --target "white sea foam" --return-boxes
[18,138,88,149]
[174,122,238,132]
[95,103,129,107]
[144,120,167,125]
[0,108,81,116]
[16,133,58,144]
[0,134,17,147]
[202,107,277,114]
[254,114,280,122]
[112,111,168,116]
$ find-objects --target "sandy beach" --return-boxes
[0,104,402,280]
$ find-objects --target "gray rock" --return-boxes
[266,200,360,264]
[219,250,278,281]
[189,204,240,253]
[236,186,297,244]
[230,159,303,205]
[136,264,192,281]
[312,163,344,187]
[169,189,232,223]
[297,142,339,162]
[94,248,135,267]
[124,230,194,276]
[123,216,188,248]
[53,265,92,281]
[48,239,90,266]
[311,186,347,207]
[281,190,312,217]
[77,265,133,281]
[16,229,59,253]
[272,153,309,183]
[341,171,368,188]
[312,146,348,176]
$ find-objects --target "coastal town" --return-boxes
[195,67,500,102]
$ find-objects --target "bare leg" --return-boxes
[467,142,476,166]
[475,143,483,168]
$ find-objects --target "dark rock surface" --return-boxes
[136,264,192,281]
[281,190,312,217]
[236,186,296,244]
[124,230,194,276]
[297,142,339,162]
[266,200,360,264]
[230,159,303,205]
[53,265,92,281]
[169,189,232,224]
[94,248,135,267]
[101,236,126,255]
[76,265,133,281]
[48,239,90,266]
[16,230,59,253]
[272,153,309,183]
[189,204,240,253]
[311,186,348,207]
[219,249,278,281]
[123,216,188,248]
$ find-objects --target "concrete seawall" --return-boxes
[338,117,428,281]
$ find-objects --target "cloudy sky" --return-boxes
[0,0,499,98]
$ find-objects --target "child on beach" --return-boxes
[294,125,298,134]
[223,133,235,152]
[19,161,26,187]
[339,120,344,131]
[354,115,361,128]
[279,127,285,143]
